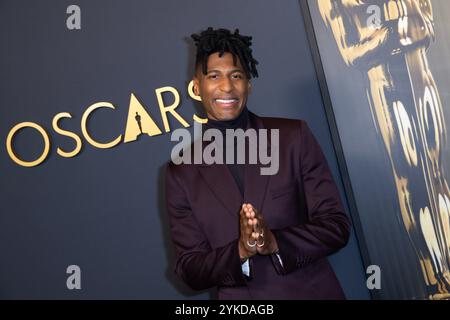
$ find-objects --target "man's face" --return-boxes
[193,52,251,121]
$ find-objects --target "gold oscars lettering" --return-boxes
[6,82,205,167]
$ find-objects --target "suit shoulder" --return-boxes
[166,158,189,178]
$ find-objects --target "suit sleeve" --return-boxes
[165,163,247,290]
[271,120,351,275]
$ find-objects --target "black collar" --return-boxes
[204,106,249,131]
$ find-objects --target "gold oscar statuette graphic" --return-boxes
[318,0,450,299]
[123,93,163,143]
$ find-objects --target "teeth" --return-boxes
[216,99,236,103]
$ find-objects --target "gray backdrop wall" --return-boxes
[0,0,370,299]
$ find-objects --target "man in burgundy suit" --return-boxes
[165,27,350,299]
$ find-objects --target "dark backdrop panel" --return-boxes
[0,0,369,299]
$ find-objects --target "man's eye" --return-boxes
[232,74,242,79]
[208,74,218,79]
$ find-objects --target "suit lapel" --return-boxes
[196,111,272,218]
[244,112,271,213]
[197,162,243,218]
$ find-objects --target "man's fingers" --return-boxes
[243,204,266,235]
[251,232,260,240]
[252,206,266,229]
[242,204,252,218]
[254,219,264,234]
[240,211,252,234]
[241,204,260,238]
[245,206,254,219]
[247,218,258,227]
[241,204,273,254]
[240,215,254,234]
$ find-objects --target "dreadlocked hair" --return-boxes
[191,27,259,78]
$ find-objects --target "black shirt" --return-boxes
[204,106,249,197]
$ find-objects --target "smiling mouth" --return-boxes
[214,98,239,107]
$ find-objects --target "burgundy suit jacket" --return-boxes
[165,111,350,299]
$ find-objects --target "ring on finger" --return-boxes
[247,240,257,247]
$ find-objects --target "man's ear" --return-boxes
[192,78,200,96]
[248,81,252,94]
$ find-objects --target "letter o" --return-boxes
[6,122,50,167]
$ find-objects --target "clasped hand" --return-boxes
[238,203,278,260]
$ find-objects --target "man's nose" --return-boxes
[219,77,233,92]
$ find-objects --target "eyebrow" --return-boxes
[206,69,244,74]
